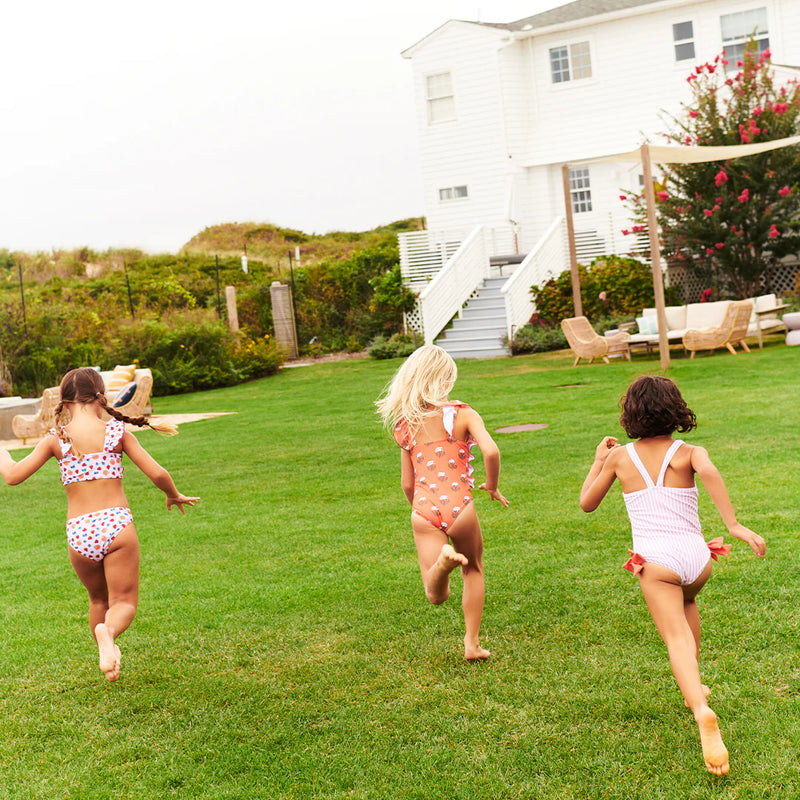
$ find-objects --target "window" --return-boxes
[549,41,592,83]
[438,185,468,201]
[720,7,768,63]
[568,168,592,213]
[673,21,695,61]
[426,72,455,123]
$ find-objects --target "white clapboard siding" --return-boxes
[401,0,799,276]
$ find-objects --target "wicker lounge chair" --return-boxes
[561,316,631,366]
[105,368,153,418]
[683,299,754,358]
[11,387,60,444]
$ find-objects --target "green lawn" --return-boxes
[0,342,798,799]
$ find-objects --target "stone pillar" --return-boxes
[270,281,298,358]
[225,286,239,332]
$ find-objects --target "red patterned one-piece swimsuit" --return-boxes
[394,404,475,532]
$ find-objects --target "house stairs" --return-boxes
[434,276,510,359]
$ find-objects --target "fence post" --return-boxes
[270,281,299,359]
[225,285,239,332]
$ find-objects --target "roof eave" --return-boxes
[510,0,697,40]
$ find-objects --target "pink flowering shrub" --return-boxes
[621,41,800,298]
[530,255,679,324]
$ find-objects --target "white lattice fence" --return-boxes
[668,261,799,303]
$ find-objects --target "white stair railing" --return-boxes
[418,226,488,345]
[501,216,568,341]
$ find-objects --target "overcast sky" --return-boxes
[0,0,564,254]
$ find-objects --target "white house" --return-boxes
[399,0,800,356]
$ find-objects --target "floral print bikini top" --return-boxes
[50,418,125,486]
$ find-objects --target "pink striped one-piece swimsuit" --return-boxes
[622,439,728,585]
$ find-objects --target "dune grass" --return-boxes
[0,342,798,798]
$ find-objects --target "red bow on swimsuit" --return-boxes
[706,537,732,560]
[623,537,731,576]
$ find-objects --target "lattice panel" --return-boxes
[405,297,424,335]
[403,284,484,337]
[668,262,799,303]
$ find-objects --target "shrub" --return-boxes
[368,333,418,360]
[106,311,282,395]
[531,255,678,325]
[509,324,568,355]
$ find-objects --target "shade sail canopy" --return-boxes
[567,134,800,166]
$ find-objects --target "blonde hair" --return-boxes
[54,367,177,456]
[375,345,457,434]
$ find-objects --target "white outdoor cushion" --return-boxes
[755,293,779,320]
[685,300,730,330]
[664,305,687,330]
[641,306,686,331]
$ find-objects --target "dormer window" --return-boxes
[549,42,592,83]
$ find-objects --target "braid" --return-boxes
[99,395,177,436]
[53,401,72,450]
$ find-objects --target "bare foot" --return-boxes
[696,706,729,776]
[685,684,711,708]
[95,623,121,682]
[437,544,468,573]
[464,642,491,661]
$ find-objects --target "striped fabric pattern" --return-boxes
[622,440,712,585]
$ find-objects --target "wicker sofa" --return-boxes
[629,293,787,350]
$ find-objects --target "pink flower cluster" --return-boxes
[739,118,761,143]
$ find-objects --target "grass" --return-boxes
[0,341,799,798]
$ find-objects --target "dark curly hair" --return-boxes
[619,375,697,439]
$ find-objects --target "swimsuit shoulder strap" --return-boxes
[442,405,457,438]
[625,442,655,489]
[655,439,684,487]
[103,418,125,451]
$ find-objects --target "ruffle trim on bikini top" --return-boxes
[622,537,732,575]
[50,418,125,486]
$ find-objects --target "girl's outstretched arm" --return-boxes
[0,437,58,485]
[580,437,620,512]
[691,445,766,557]
[464,409,509,507]
[121,431,200,514]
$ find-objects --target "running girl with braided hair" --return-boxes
[0,367,199,681]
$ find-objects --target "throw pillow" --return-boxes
[106,364,136,390]
[636,315,658,335]
[112,381,137,408]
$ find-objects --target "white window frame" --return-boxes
[438,185,468,202]
[672,20,695,62]
[425,71,456,124]
[720,7,769,64]
[549,41,592,84]
[568,168,592,214]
